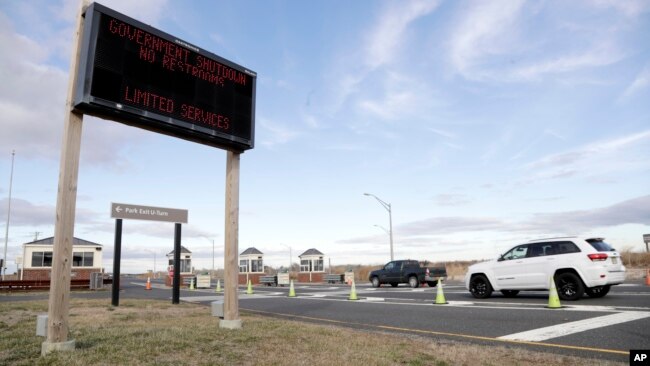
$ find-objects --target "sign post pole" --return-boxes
[111,219,122,307]
[172,223,181,304]
[42,0,89,356]
[221,151,241,329]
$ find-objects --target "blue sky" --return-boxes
[1,0,649,274]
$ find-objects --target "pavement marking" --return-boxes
[180,295,222,302]
[361,297,385,302]
[498,311,650,342]
[242,308,629,356]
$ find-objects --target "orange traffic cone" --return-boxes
[645,269,650,286]
[145,277,152,290]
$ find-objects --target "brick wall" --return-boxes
[238,273,263,285]
[297,272,324,283]
[22,268,101,281]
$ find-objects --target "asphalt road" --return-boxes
[4,278,649,363]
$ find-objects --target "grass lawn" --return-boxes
[0,298,625,366]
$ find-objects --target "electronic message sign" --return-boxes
[74,3,256,151]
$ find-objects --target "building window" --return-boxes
[239,259,248,273]
[300,259,309,272]
[314,258,324,272]
[180,259,191,273]
[251,259,263,273]
[72,252,94,267]
[31,251,53,267]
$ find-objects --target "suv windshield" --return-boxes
[586,238,614,252]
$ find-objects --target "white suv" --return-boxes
[464,237,626,301]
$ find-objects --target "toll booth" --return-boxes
[165,245,193,287]
[238,247,264,285]
[22,237,104,281]
[298,248,325,283]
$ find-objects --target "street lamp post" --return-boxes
[3,150,15,280]
[364,193,393,261]
[281,244,292,274]
[203,237,216,278]
[145,249,157,278]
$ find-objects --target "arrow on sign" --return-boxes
[115,206,122,213]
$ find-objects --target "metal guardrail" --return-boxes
[259,275,277,286]
[0,279,113,292]
[324,274,344,283]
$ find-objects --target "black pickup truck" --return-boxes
[368,260,447,288]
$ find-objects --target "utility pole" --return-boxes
[3,150,15,280]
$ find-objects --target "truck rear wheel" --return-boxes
[408,276,419,288]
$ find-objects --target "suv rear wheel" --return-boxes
[469,275,493,299]
[500,290,519,298]
[585,285,610,298]
[555,272,584,301]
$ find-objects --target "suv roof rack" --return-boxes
[528,236,576,242]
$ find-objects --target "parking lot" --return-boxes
[5,278,646,362]
[166,279,650,362]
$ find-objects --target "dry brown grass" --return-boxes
[0,299,625,366]
[620,250,650,268]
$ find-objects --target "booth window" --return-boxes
[314,258,324,272]
[239,260,248,273]
[72,252,94,267]
[300,260,310,272]
[31,251,53,267]
[251,259,263,273]
[180,259,191,273]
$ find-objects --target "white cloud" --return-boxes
[339,195,650,245]
[619,64,650,101]
[357,71,439,123]
[519,195,650,234]
[433,194,472,207]
[522,130,650,182]
[510,43,625,81]
[88,0,170,25]
[330,0,440,111]
[0,4,161,167]
[591,0,650,18]
[448,1,630,83]
[258,117,301,148]
[0,12,67,159]
[449,0,525,80]
[365,0,441,69]
[0,198,100,227]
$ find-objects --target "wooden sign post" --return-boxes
[221,151,241,329]
[42,0,89,355]
[43,0,254,354]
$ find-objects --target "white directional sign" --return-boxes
[110,202,188,223]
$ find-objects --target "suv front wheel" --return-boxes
[469,275,493,299]
[555,272,584,301]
